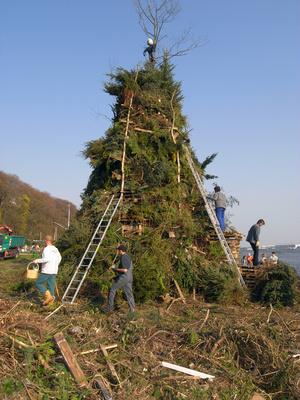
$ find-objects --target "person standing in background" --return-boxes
[270,252,278,265]
[246,219,265,266]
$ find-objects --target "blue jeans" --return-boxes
[35,273,56,297]
[216,207,226,230]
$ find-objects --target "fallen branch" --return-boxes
[100,344,121,385]
[38,354,52,370]
[267,304,273,323]
[187,309,210,331]
[173,278,186,304]
[95,374,113,400]
[0,330,33,348]
[0,301,20,322]
[144,330,175,344]
[45,304,64,320]
[79,344,118,356]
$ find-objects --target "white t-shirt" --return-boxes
[35,245,62,274]
[270,254,278,264]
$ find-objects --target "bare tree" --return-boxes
[134,0,208,60]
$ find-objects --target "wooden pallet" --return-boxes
[238,264,270,289]
[206,230,243,261]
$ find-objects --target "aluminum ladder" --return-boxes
[61,195,122,304]
[183,146,245,286]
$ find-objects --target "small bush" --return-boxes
[254,263,298,307]
[194,259,243,303]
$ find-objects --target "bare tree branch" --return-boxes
[134,0,208,61]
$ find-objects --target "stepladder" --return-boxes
[61,195,122,304]
[183,146,245,286]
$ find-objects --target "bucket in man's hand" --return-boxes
[26,262,39,279]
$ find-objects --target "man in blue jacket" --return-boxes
[246,219,265,266]
[101,245,135,314]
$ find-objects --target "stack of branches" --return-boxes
[1,292,300,399]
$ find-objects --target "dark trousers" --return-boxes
[250,242,259,266]
[107,279,135,312]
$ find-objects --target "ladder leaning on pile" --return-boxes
[183,145,246,287]
[61,195,122,305]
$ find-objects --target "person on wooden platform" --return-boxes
[247,253,253,264]
[246,219,265,266]
[260,253,267,264]
[207,186,227,231]
[270,252,278,265]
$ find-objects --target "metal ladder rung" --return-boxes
[61,194,122,304]
[183,146,245,287]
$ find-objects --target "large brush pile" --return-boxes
[1,260,300,400]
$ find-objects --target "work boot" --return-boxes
[43,296,55,308]
[43,290,53,306]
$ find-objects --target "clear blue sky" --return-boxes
[1,0,299,246]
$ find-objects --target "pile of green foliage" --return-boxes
[57,59,243,304]
[254,263,298,307]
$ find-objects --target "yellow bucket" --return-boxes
[26,262,39,279]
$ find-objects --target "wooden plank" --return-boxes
[100,344,120,384]
[53,332,87,388]
[134,126,153,133]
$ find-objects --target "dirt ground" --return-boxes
[1,255,300,399]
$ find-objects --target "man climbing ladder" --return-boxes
[183,146,245,287]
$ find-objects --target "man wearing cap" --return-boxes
[101,245,135,314]
[33,235,61,307]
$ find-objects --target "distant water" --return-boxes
[240,247,300,276]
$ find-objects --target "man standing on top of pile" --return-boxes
[33,235,61,308]
[143,38,156,63]
[246,219,265,266]
[207,186,227,231]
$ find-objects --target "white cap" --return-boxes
[147,38,153,45]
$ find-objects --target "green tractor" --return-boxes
[0,225,26,261]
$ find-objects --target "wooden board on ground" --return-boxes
[54,332,87,388]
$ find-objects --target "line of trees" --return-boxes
[0,171,76,240]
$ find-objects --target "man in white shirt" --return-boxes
[33,235,61,307]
